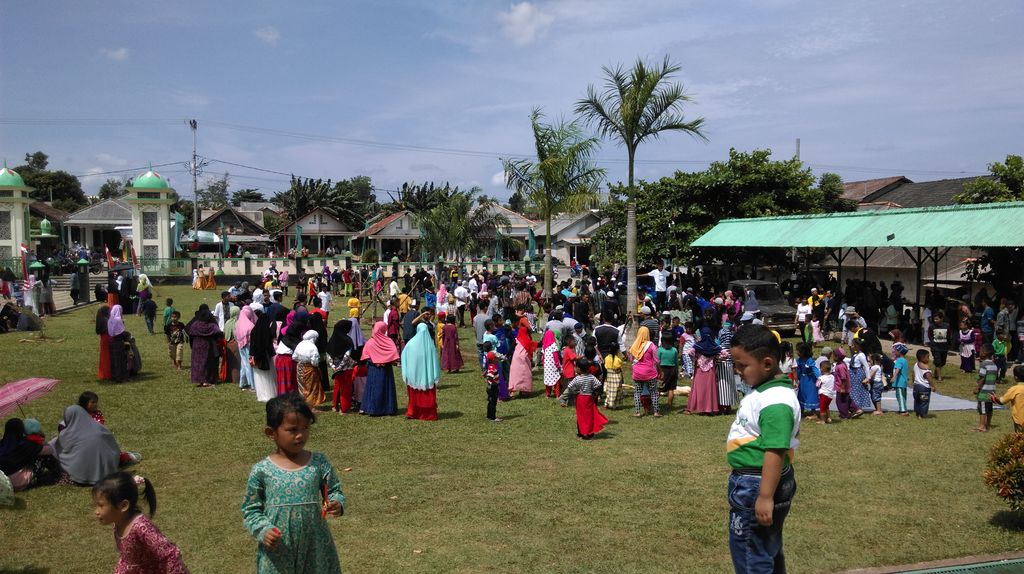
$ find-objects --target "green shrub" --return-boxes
[983,431,1024,512]
[361,249,379,264]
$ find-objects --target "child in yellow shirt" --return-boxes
[347,296,361,318]
[992,365,1024,432]
[603,343,624,409]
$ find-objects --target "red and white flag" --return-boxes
[19,243,28,281]
[105,245,115,268]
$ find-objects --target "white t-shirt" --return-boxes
[913,363,932,388]
[868,364,883,384]
[817,374,836,398]
[389,281,399,298]
[796,303,812,323]
[453,286,469,307]
[647,269,670,292]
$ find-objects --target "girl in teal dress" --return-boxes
[242,394,346,573]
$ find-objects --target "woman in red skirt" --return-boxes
[96,305,112,380]
[559,357,608,440]
[327,318,358,413]
[401,322,440,420]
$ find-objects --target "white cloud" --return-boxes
[254,26,281,46]
[773,18,875,59]
[498,2,554,46]
[95,153,129,166]
[490,170,507,186]
[99,47,129,61]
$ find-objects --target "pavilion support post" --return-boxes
[826,247,849,290]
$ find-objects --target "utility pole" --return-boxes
[795,137,801,161]
[185,119,209,238]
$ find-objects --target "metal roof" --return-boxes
[691,201,1024,249]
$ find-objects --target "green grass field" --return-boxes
[1,285,1022,573]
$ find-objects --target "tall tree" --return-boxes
[575,56,706,329]
[953,154,1024,294]
[98,177,129,200]
[503,108,605,299]
[589,148,818,269]
[272,176,333,221]
[197,172,230,210]
[417,187,516,261]
[15,151,87,213]
[818,172,857,212]
[230,188,265,207]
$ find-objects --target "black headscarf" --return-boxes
[327,318,354,359]
[95,305,110,335]
[186,304,221,340]
[309,313,329,354]
[0,418,41,475]
[281,311,309,350]
[250,312,277,370]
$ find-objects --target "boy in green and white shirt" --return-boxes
[726,325,800,573]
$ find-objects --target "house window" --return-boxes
[0,246,10,259]
[397,219,403,230]
[143,245,159,260]
[142,211,158,240]
[0,210,10,240]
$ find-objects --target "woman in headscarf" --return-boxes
[107,304,130,383]
[348,317,367,347]
[293,329,327,407]
[686,327,721,415]
[439,313,463,374]
[136,273,153,316]
[327,319,357,413]
[235,304,257,391]
[186,305,223,388]
[309,313,331,394]
[96,305,112,380]
[249,303,279,402]
[541,329,561,397]
[275,310,308,395]
[51,405,121,485]
[0,418,57,490]
[627,326,661,416]
[402,322,441,420]
[222,305,242,385]
[360,321,400,416]
[193,265,204,290]
[508,311,537,398]
[347,318,368,404]
[251,288,265,307]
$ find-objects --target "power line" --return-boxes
[6,116,989,177]
[72,161,182,178]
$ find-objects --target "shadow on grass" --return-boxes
[0,497,27,510]
[990,510,1024,531]
[497,414,524,421]
[437,411,464,420]
[436,384,459,390]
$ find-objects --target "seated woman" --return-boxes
[51,405,122,486]
[0,419,60,491]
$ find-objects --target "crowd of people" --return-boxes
[8,258,1024,573]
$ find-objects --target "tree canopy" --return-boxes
[953,154,1024,293]
[14,150,88,213]
[589,148,846,268]
[197,172,230,210]
[230,188,265,207]
[98,177,129,200]
[416,187,516,261]
[272,175,378,230]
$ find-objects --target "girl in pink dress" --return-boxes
[93,472,188,574]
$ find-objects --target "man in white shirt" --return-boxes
[647,261,671,311]
[389,279,399,299]
[453,283,470,327]
[318,286,332,313]
[468,276,479,295]
[214,290,232,332]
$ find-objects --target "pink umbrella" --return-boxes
[0,377,61,418]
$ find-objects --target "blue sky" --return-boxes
[1,1,1021,202]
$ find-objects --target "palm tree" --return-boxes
[503,108,605,300]
[575,56,706,329]
[417,187,516,261]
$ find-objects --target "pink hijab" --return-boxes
[437,283,448,304]
[234,305,257,348]
[107,304,125,337]
[541,329,557,350]
[362,320,399,364]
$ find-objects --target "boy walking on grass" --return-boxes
[913,349,938,419]
[164,311,186,371]
[483,342,503,423]
[992,365,1024,432]
[726,325,800,573]
[163,298,175,328]
[976,344,998,432]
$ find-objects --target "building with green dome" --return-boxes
[125,166,176,262]
[0,163,35,261]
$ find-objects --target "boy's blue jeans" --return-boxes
[728,466,796,574]
[913,384,931,417]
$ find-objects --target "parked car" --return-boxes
[728,279,796,334]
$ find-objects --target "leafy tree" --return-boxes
[98,177,129,200]
[197,172,230,210]
[22,151,49,171]
[818,172,858,213]
[263,212,282,236]
[230,188,265,207]
[335,176,379,216]
[953,154,1024,294]
[576,56,706,325]
[417,187,516,260]
[383,181,461,216]
[503,108,605,298]
[590,148,818,269]
[272,176,333,221]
